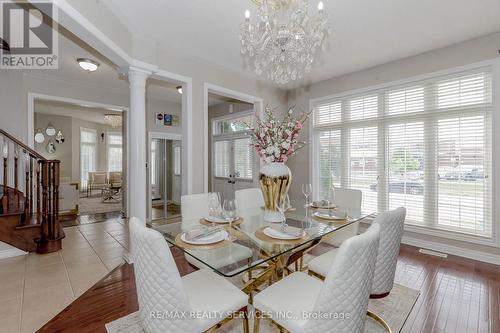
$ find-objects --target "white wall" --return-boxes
[146,99,182,135]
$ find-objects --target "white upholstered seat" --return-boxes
[308,207,406,298]
[323,188,362,247]
[130,217,249,333]
[235,188,264,215]
[253,223,380,333]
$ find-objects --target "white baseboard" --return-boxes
[401,235,500,266]
[0,242,27,260]
[357,222,500,266]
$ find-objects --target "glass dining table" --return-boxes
[154,205,373,294]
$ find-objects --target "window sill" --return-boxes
[361,218,497,247]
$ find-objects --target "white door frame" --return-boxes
[147,131,182,222]
[203,83,264,193]
[27,92,130,215]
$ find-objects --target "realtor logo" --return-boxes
[0,1,58,69]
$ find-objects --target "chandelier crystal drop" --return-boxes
[240,0,329,85]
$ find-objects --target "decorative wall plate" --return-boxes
[46,140,56,154]
[45,123,56,136]
[34,129,45,144]
[55,130,65,143]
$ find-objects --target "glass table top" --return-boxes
[154,206,373,277]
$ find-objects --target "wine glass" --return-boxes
[302,184,312,206]
[223,199,238,239]
[327,186,336,216]
[208,192,220,218]
[276,193,288,231]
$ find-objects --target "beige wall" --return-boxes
[146,99,182,135]
[34,113,73,179]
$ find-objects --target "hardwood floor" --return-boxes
[38,244,500,333]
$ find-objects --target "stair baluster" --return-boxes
[0,129,64,253]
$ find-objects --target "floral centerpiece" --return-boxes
[247,106,308,164]
[244,106,309,222]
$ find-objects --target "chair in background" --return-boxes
[323,188,362,247]
[129,218,249,333]
[109,171,122,187]
[253,223,380,333]
[179,193,253,271]
[87,171,109,197]
[235,188,264,215]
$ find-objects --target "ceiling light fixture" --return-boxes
[240,0,329,85]
[77,58,100,72]
[176,86,183,94]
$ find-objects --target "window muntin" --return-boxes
[312,69,493,238]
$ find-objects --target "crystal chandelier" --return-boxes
[104,114,122,128]
[240,0,329,85]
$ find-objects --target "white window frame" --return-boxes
[211,110,255,182]
[310,59,500,248]
[106,131,123,172]
[80,127,97,190]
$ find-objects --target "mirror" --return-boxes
[46,140,56,154]
[45,123,56,136]
[55,130,65,143]
[34,129,45,144]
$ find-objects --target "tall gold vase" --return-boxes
[259,162,292,222]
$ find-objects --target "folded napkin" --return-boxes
[268,225,304,238]
[184,228,221,241]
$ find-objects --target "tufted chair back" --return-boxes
[305,223,380,333]
[371,207,406,297]
[325,188,362,247]
[129,218,200,333]
[181,193,209,229]
[235,188,264,215]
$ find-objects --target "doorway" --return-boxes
[32,97,126,219]
[208,93,259,200]
[148,133,182,222]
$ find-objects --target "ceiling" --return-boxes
[27,26,181,103]
[102,0,500,85]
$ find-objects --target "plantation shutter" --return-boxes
[214,140,230,177]
[234,137,253,179]
[312,68,493,238]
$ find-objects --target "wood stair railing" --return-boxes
[0,129,64,253]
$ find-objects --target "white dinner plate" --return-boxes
[313,211,346,220]
[309,202,337,209]
[204,216,238,224]
[181,229,228,245]
[263,226,306,240]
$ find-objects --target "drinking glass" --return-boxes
[208,192,221,218]
[223,198,237,240]
[276,194,288,231]
[302,184,312,206]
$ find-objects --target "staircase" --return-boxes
[0,129,64,254]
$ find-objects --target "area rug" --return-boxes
[79,193,122,215]
[105,283,419,333]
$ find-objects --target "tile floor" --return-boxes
[0,219,129,333]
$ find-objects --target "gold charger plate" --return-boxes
[255,226,308,245]
[174,233,229,250]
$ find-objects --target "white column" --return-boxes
[128,67,150,222]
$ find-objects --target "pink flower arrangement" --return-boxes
[244,106,309,164]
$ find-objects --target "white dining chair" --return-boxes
[323,188,362,247]
[253,223,380,333]
[308,207,406,298]
[180,193,254,271]
[235,188,264,215]
[129,217,249,333]
[181,193,210,228]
